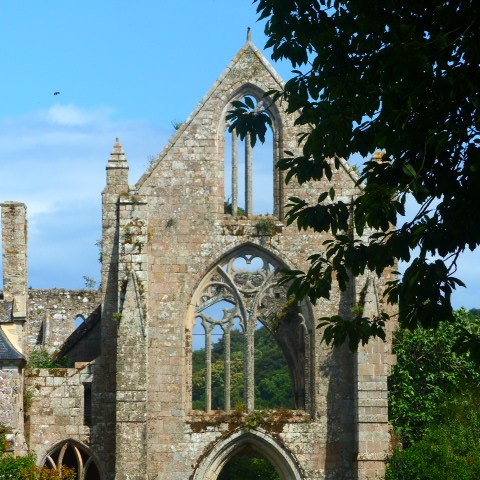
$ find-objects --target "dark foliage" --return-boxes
[228,0,480,355]
[218,457,280,480]
[386,391,480,480]
[387,309,480,478]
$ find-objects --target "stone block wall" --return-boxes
[0,363,27,453]
[24,363,93,462]
[27,289,102,354]
[1,202,28,320]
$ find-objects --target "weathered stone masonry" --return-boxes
[0,37,395,480]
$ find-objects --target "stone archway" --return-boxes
[193,428,304,480]
[41,439,104,480]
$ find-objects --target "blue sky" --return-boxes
[0,1,478,309]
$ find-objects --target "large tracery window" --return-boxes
[191,247,309,413]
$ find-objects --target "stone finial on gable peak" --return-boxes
[247,27,252,42]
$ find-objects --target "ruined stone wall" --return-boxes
[27,289,102,354]
[58,314,101,364]
[99,40,377,480]
[0,364,26,453]
[1,202,28,320]
[24,364,93,462]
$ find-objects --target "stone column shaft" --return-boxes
[232,131,238,215]
[245,134,253,216]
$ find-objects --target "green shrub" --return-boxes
[256,218,277,236]
[0,424,11,455]
[26,350,69,368]
[22,464,77,479]
[0,454,37,479]
[0,454,77,480]
[224,199,246,216]
[386,391,480,480]
[389,308,480,445]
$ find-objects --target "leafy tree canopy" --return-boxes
[387,309,480,478]
[386,390,480,480]
[228,0,480,354]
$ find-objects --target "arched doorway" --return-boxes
[218,455,280,480]
[192,428,304,480]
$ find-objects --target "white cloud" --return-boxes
[46,104,114,127]
[0,104,171,289]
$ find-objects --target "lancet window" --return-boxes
[192,247,309,413]
[224,94,282,217]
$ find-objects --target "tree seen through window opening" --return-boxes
[218,456,280,480]
[192,248,307,412]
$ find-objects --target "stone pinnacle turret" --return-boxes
[106,137,129,187]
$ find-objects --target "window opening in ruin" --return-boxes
[192,299,243,411]
[217,454,280,480]
[224,96,275,216]
[36,320,46,345]
[83,383,92,426]
[254,326,294,409]
[44,441,102,480]
[192,248,307,413]
[75,315,85,329]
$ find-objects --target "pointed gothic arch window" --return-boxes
[43,440,103,480]
[224,90,283,218]
[191,245,311,413]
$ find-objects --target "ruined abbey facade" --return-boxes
[0,38,395,480]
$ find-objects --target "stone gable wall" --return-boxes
[99,42,380,480]
[27,289,102,354]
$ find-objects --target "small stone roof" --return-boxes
[0,301,13,322]
[0,326,25,362]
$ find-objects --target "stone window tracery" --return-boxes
[192,247,309,413]
[43,440,102,480]
[224,93,282,218]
